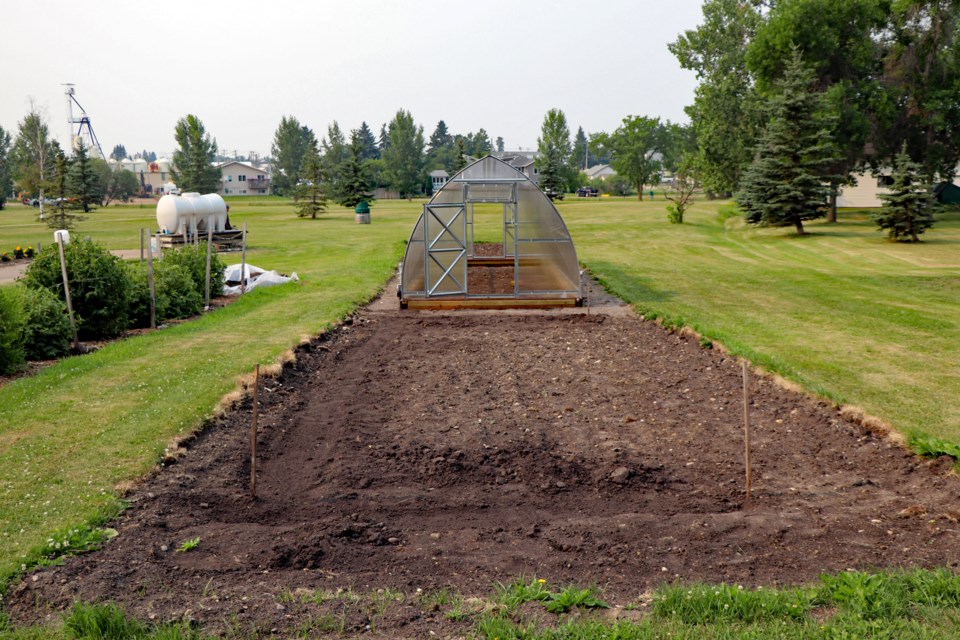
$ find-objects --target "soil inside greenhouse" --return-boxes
[7,276,960,637]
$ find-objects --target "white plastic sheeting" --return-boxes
[222,263,299,295]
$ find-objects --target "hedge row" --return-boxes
[0,240,226,374]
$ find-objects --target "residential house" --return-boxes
[218,161,271,196]
[491,151,540,184]
[837,166,960,208]
[584,164,617,181]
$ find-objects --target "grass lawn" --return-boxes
[2,193,960,636]
[0,198,421,585]
[559,197,960,446]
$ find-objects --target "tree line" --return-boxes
[671,0,960,238]
[268,110,511,207]
[0,106,140,226]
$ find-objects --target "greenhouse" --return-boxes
[399,156,582,309]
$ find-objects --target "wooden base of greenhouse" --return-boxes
[402,297,581,310]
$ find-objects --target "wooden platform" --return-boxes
[156,230,245,252]
[403,297,581,310]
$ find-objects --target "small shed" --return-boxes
[429,169,449,193]
[935,182,960,205]
[399,156,582,309]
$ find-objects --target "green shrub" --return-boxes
[19,285,72,360]
[124,262,152,329]
[162,243,225,299]
[22,238,131,340]
[125,261,202,325]
[0,287,27,374]
[124,262,173,329]
[155,262,203,319]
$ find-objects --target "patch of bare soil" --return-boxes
[7,279,960,637]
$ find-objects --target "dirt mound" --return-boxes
[7,283,960,636]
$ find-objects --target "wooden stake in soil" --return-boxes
[250,364,260,499]
[204,225,213,311]
[240,223,248,294]
[146,229,156,330]
[140,228,144,263]
[56,234,80,351]
[742,360,752,500]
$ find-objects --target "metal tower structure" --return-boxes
[63,84,105,159]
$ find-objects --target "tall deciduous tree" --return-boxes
[11,106,55,219]
[669,0,765,196]
[68,141,100,213]
[294,143,327,219]
[270,116,316,196]
[0,126,11,209]
[382,110,425,199]
[535,108,573,198]
[598,115,662,200]
[171,114,221,193]
[93,159,138,205]
[875,0,960,181]
[874,143,935,242]
[736,52,839,235]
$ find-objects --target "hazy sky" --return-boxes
[3,0,704,158]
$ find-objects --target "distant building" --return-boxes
[430,169,449,193]
[110,157,175,195]
[837,166,960,208]
[491,151,540,184]
[218,161,271,196]
[584,164,617,181]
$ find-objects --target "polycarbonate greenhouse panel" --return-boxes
[399,156,581,305]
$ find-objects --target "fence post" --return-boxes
[56,234,79,351]
[146,229,156,330]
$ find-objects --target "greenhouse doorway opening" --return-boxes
[399,156,582,310]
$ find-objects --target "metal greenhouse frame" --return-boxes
[399,156,582,309]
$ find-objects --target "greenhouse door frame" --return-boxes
[424,203,467,296]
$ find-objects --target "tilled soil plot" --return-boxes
[8,280,960,637]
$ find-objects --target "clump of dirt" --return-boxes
[7,280,960,637]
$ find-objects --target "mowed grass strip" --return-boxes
[560,197,960,444]
[0,199,419,584]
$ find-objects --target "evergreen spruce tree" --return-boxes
[736,51,839,235]
[336,130,374,209]
[452,138,468,174]
[356,122,379,160]
[535,109,573,199]
[47,147,85,230]
[874,143,934,242]
[378,123,389,153]
[294,144,327,219]
[67,141,100,213]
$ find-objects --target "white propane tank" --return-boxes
[156,193,228,236]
